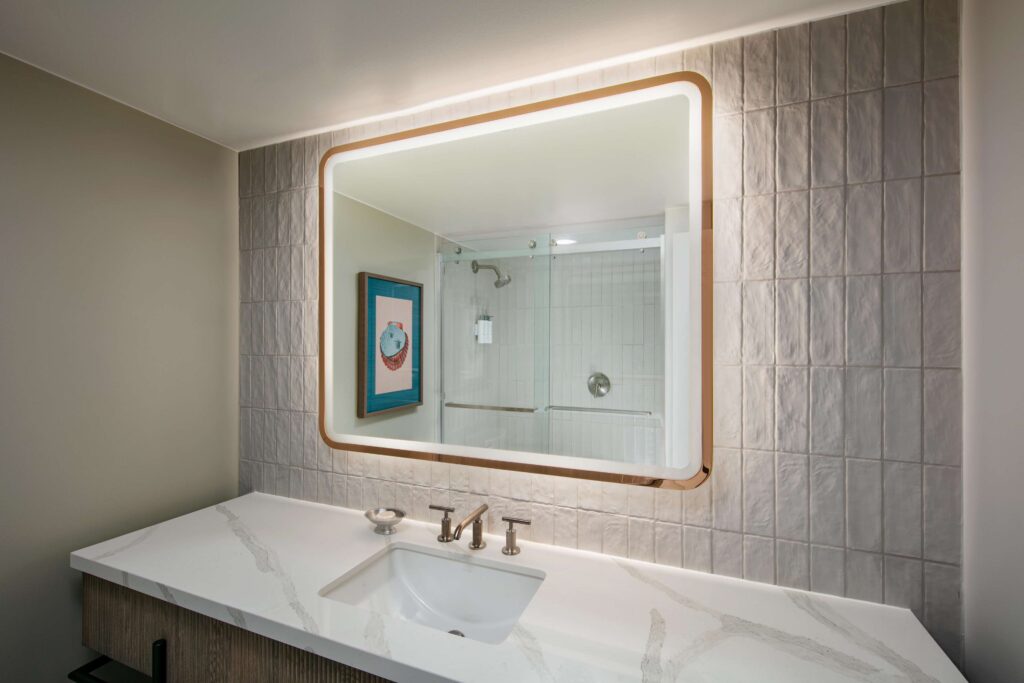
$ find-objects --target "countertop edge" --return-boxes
[70,552,449,683]
[67,493,966,683]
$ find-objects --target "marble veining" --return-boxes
[364,612,391,658]
[226,605,248,629]
[618,561,879,680]
[71,493,964,683]
[786,592,938,683]
[640,609,666,683]
[215,503,319,634]
[511,624,555,683]
[92,525,158,560]
[156,582,178,606]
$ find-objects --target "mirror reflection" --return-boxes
[322,79,707,484]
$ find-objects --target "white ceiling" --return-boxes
[0,0,881,150]
[333,93,689,238]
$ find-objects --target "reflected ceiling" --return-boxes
[332,94,689,237]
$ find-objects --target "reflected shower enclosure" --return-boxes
[441,230,666,466]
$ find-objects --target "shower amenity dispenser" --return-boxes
[475,315,493,344]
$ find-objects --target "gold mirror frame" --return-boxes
[318,71,712,489]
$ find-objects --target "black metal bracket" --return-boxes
[68,638,166,683]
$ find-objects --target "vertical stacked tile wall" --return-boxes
[237,0,962,663]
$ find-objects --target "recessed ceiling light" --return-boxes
[554,238,577,246]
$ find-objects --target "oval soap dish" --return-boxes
[365,508,406,535]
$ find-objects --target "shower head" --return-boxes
[471,260,511,289]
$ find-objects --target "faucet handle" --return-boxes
[430,504,455,542]
[501,516,531,556]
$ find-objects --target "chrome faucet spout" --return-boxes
[453,503,488,549]
[453,504,488,538]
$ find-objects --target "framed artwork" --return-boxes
[357,272,423,417]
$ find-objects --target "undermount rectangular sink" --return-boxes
[319,542,545,644]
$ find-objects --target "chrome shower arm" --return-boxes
[471,260,511,288]
[471,260,500,277]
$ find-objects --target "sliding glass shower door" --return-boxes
[439,229,664,463]
[439,235,552,454]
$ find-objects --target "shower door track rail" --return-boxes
[547,405,653,416]
[443,402,537,413]
[444,401,652,416]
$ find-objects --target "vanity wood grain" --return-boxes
[83,575,391,683]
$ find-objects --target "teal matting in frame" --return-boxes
[357,272,423,417]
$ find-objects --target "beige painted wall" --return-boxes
[962,0,1024,680]
[332,192,438,441]
[0,54,238,679]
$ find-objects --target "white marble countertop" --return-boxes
[71,492,964,682]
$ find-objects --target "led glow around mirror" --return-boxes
[320,75,710,487]
[325,82,688,168]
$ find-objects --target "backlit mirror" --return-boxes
[319,73,712,488]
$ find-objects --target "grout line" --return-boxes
[804,18,815,589]
[829,11,850,600]
[879,0,890,605]
[917,0,928,621]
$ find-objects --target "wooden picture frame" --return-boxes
[357,272,423,417]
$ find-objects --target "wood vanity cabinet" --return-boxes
[82,575,392,683]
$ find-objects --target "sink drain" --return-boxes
[447,629,465,637]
